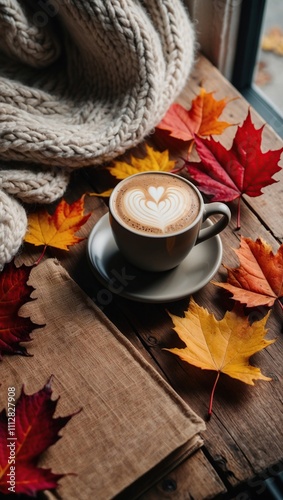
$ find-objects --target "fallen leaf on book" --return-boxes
[0,261,40,358]
[0,377,79,496]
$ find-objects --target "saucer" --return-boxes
[87,213,223,303]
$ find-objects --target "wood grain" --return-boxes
[17,54,283,499]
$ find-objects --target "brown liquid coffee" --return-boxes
[111,173,201,235]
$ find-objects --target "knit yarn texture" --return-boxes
[0,0,195,269]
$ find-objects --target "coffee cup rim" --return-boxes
[109,171,204,238]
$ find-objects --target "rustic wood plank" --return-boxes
[139,450,226,499]
[15,53,283,499]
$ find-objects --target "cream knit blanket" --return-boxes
[0,0,195,269]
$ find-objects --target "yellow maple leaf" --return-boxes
[24,195,91,251]
[164,298,275,417]
[89,188,113,198]
[108,144,176,180]
[262,27,283,56]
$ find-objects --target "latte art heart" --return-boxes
[124,185,191,233]
[148,186,165,203]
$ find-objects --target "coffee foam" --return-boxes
[112,174,200,235]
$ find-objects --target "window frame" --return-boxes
[186,0,283,137]
[231,0,283,137]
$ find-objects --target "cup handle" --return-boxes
[196,202,231,245]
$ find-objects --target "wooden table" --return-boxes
[20,55,283,499]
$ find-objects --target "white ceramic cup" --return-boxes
[109,171,231,272]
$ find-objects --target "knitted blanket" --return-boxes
[0,0,195,269]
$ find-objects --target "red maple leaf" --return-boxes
[0,261,40,358]
[0,377,78,496]
[184,110,283,227]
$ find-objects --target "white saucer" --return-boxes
[87,213,223,303]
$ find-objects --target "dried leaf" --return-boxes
[156,87,234,141]
[88,145,175,197]
[0,262,40,358]
[184,110,283,227]
[262,27,283,56]
[88,188,113,198]
[24,195,91,251]
[213,236,283,309]
[254,61,272,87]
[0,377,79,496]
[165,298,274,417]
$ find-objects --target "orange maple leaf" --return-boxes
[164,298,274,418]
[213,237,283,309]
[156,87,235,141]
[24,195,91,252]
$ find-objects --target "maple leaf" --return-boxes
[184,110,283,228]
[24,195,91,255]
[108,144,176,179]
[89,188,113,198]
[88,145,176,198]
[0,261,40,358]
[156,87,234,141]
[0,377,79,496]
[213,236,283,310]
[164,298,275,418]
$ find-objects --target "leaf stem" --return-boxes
[187,140,194,158]
[34,245,47,266]
[277,298,283,313]
[236,197,241,230]
[208,371,220,420]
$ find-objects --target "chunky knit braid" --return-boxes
[0,167,70,203]
[0,167,70,270]
[0,0,195,269]
[0,189,27,270]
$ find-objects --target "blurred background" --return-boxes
[254,0,283,116]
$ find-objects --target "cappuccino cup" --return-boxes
[109,171,231,272]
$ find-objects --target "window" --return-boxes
[232,0,283,137]
[186,0,283,137]
[187,0,242,80]
[253,0,283,121]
